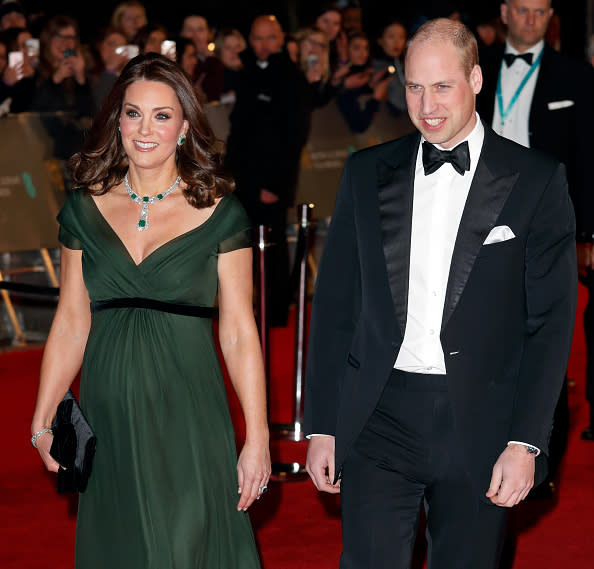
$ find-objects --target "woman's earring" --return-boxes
[177,134,186,146]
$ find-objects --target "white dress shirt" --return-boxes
[492,40,545,147]
[394,114,484,374]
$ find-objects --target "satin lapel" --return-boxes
[377,135,418,335]
[441,129,519,330]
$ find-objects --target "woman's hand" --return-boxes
[53,57,74,83]
[343,69,372,90]
[67,50,86,84]
[2,63,20,86]
[236,440,271,511]
[34,431,61,473]
[306,61,323,84]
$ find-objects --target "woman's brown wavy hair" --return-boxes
[69,52,234,208]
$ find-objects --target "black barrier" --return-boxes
[0,281,59,295]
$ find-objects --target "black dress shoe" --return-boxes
[581,426,594,441]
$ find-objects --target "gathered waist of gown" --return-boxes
[90,297,217,318]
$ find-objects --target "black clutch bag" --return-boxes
[49,390,97,493]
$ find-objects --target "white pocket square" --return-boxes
[483,225,515,245]
[547,100,574,110]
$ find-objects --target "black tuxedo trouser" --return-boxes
[340,369,507,569]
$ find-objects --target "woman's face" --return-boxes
[377,24,407,58]
[301,32,328,59]
[99,31,126,64]
[316,10,341,41]
[120,5,146,40]
[119,80,188,172]
[50,25,77,62]
[181,16,209,56]
[144,29,167,54]
[16,30,33,53]
[348,37,369,66]
[181,43,198,77]
[220,34,244,69]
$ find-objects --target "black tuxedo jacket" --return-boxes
[304,124,577,499]
[476,43,594,239]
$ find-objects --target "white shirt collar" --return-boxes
[419,112,485,173]
[505,39,545,58]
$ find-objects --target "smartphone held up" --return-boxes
[115,44,140,59]
[8,51,24,80]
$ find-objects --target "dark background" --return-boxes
[22,0,591,61]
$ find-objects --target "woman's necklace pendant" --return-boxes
[124,172,181,232]
[138,202,149,231]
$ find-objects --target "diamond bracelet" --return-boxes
[31,428,53,448]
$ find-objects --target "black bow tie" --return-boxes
[503,52,533,67]
[422,141,470,176]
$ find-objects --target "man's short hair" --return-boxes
[504,0,553,6]
[406,18,478,79]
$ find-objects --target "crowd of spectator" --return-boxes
[0,0,583,135]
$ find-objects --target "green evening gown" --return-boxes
[56,189,262,569]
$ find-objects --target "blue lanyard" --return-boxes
[496,49,543,126]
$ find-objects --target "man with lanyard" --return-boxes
[477,0,594,500]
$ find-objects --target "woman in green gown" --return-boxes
[31,53,270,568]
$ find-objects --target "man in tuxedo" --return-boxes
[305,17,577,569]
[225,14,310,327]
[476,0,594,454]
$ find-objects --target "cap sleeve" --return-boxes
[56,190,84,250]
[58,225,83,250]
[219,227,252,253]
[217,194,253,253]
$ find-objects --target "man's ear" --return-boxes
[500,2,509,26]
[470,64,483,95]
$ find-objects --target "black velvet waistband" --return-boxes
[90,298,216,318]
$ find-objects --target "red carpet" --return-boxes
[1,284,593,568]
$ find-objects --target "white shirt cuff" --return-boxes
[507,440,541,456]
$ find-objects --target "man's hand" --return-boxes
[306,435,341,494]
[485,444,535,507]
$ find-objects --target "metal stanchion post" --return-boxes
[270,203,315,479]
[256,225,271,409]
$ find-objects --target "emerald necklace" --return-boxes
[124,172,181,231]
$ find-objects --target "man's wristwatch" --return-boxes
[524,444,539,455]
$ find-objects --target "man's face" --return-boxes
[405,40,481,149]
[249,18,284,61]
[0,10,26,31]
[181,16,210,55]
[501,0,553,51]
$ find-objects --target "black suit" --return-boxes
[477,43,594,470]
[304,124,577,567]
[477,43,594,238]
[225,47,311,326]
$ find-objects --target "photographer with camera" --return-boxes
[371,19,408,118]
[30,14,93,118]
[29,15,93,192]
[0,25,36,112]
[334,29,392,134]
